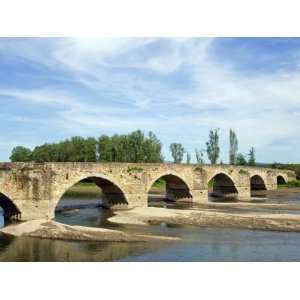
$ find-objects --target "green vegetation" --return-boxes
[229,129,238,165]
[195,148,205,164]
[239,169,249,175]
[169,143,185,163]
[127,167,144,173]
[194,167,204,173]
[278,180,300,188]
[248,147,256,166]
[236,153,247,165]
[269,163,300,179]
[10,146,32,162]
[152,178,166,188]
[206,129,220,164]
[10,130,163,163]
[208,179,214,188]
[8,128,295,170]
[64,182,101,198]
[186,152,191,164]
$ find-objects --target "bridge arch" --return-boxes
[0,190,21,222]
[53,173,128,214]
[208,172,238,199]
[277,175,286,185]
[147,172,192,202]
[250,175,266,191]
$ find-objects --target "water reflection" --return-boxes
[1,188,300,261]
[0,207,4,229]
[0,235,157,262]
[55,196,120,228]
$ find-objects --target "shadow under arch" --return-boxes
[277,175,286,185]
[148,173,192,204]
[55,175,128,215]
[208,172,238,200]
[250,175,267,191]
[0,191,21,224]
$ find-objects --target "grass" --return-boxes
[278,180,300,188]
[64,182,101,197]
[152,179,166,188]
[75,182,98,187]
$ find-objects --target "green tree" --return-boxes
[229,129,238,165]
[98,135,112,162]
[84,137,97,162]
[14,130,164,163]
[236,153,247,165]
[206,129,220,164]
[128,130,145,162]
[248,147,256,166]
[170,143,185,163]
[144,132,163,162]
[10,146,32,162]
[195,148,205,164]
[186,152,191,164]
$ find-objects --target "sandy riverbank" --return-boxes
[0,219,180,242]
[109,206,300,232]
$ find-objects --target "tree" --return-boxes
[195,148,205,164]
[170,143,185,163]
[12,130,164,163]
[98,135,112,162]
[206,129,220,164]
[229,129,238,165]
[186,152,191,164]
[144,132,164,162]
[248,147,256,166]
[236,153,247,165]
[10,146,32,162]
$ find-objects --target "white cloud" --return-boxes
[1,38,300,162]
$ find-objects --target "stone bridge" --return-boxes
[0,162,296,221]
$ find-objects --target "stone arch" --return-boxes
[208,172,238,198]
[250,175,266,190]
[0,191,21,221]
[147,172,192,202]
[53,173,128,213]
[277,175,286,185]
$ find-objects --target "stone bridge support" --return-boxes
[0,162,296,221]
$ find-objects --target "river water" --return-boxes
[2,190,300,261]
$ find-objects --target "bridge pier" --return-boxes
[236,186,251,201]
[0,163,296,222]
[125,193,148,208]
[16,200,55,221]
[191,189,209,203]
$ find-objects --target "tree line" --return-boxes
[9,128,256,165]
[169,128,256,166]
[10,130,163,163]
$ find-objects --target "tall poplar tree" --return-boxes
[206,129,220,164]
[229,129,238,165]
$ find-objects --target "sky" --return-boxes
[0,37,300,163]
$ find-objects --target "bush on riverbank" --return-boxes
[278,180,300,188]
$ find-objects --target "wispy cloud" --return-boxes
[0,37,299,162]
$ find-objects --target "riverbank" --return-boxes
[3,186,300,242]
[109,205,300,232]
[0,219,180,242]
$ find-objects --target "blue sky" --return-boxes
[0,37,300,163]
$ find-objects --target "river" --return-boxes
[1,189,300,261]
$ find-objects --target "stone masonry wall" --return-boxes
[0,162,296,221]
